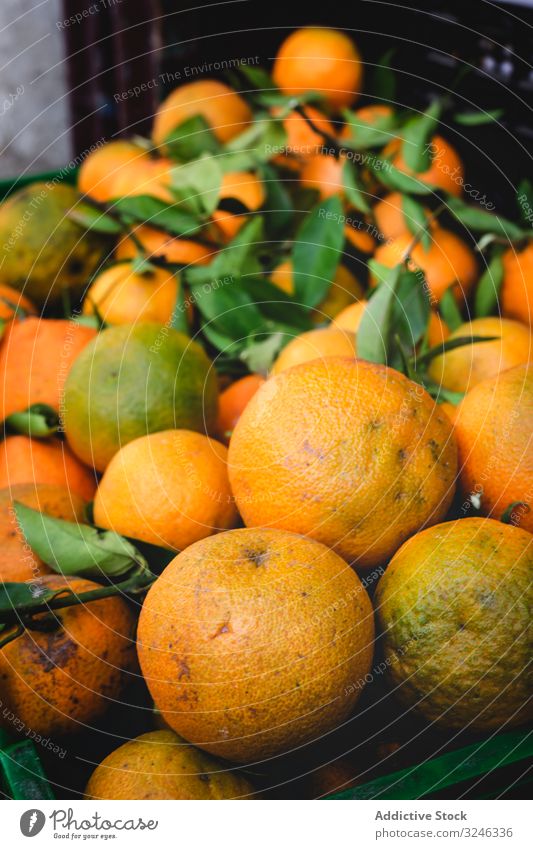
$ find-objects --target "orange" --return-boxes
[85,730,255,800]
[0,285,36,322]
[271,327,357,375]
[137,527,374,762]
[276,105,334,157]
[83,262,180,326]
[384,134,464,197]
[374,191,432,241]
[339,104,393,141]
[428,317,531,393]
[501,242,533,326]
[376,518,532,730]
[273,27,363,110]
[270,259,364,322]
[216,374,265,443]
[0,575,137,736]
[94,430,238,551]
[229,357,457,569]
[299,153,345,198]
[152,80,252,148]
[115,226,214,266]
[78,140,150,203]
[427,311,450,347]
[210,171,265,241]
[0,317,96,420]
[344,224,376,254]
[332,299,367,333]
[0,483,86,583]
[0,436,96,502]
[453,363,533,531]
[373,227,478,303]
[108,157,174,203]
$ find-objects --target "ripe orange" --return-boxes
[115,226,214,266]
[152,80,252,148]
[108,157,174,203]
[216,374,265,443]
[376,518,532,730]
[299,153,345,198]
[270,259,364,322]
[453,363,533,531]
[428,316,531,393]
[229,357,457,568]
[0,483,86,583]
[276,105,334,157]
[373,227,478,303]
[374,191,431,241]
[85,730,255,800]
[0,284,36,322]
[83,262,180,326]
[0,436,96,501]
[344,224,376,254]
[210,171,265,241]
[0,575,137,736]
[501,242,533,326]
[384,134,464,197]
[93,430,238,551]
[0,317,96,420]
[78,141,149,203]
[339,104,393,142]
[427,311,450,347]
[137,527,374,762]
[332,299,367,333]
[273,27,363,110]
[270,327,357,375]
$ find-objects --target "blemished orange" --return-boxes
[85,731,255,800]
[93,430,239,552]
[277,105,335,157]
[229,357,457,569]
[376,518,532,730]
[0,575,137,737]
[332,299,367,333]
[0,285,36,322]
[273,27,363,110]
[115,226,214,266]
[0,483,86,583]
[216,374,265,443]
[137,527,374,762]
[453,363,533,532]
[374,192,432,241]
[270,327,357,375]
[152,80,252,147]
[108,157,174,203]
[83,262,180,326]
[299,153,345,198]
[373,228,478,303]
[210,171,265,240]
[0,317,96,420]
[384,134,464,197]
[428,317,532,393]
[0,435,96,502]
[501,242,533,326]
[270,260,364,322]
[78,141,150,203]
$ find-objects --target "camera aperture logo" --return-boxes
[20,808,158,839]
[20,810,46,837]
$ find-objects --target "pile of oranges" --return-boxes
[0,26,531,801]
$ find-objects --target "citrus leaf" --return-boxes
[401,100,442,173]
[259,163,294,235]
[240,276,312,328]
[453,108,503,126]
[162,114,222,160]
[292,196,345,308]
[402,195,431,250]
[438,287,463,331]
[237,65,277,91]
[501,501,530,525]
[0,583,74,615]
[357,263,401,365]
[517,178,533,225]
[368,158,436,195]
[170,154,223,217]
[5,404,60,438]
[392,269,431,350]
[239,332,285,374]
[446,197,525,241]
[13,502,150,581]
[68,203,123,234]
[342,161,371,213]
[416,335,499,367]
[111,195,201,237]
[186,218,264,285]
[370,49,396,101]
[191,277,265,339]
[474,252,504,318]
[340,108,397,150]
[225,115,287,163]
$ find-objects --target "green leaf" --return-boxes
[191,277,266,340]
[402,195,431,250]
[170,283,189,334]
[225,115,287,163]
[5,404,60,438]
[501,501,530,525]
[239,332,286,374]
[292,196,345,308]
[130,254,157,275]
[188,217,264,288]
[237,65,277,91]
[423,382,465,405]
[416,335,499,368]
[170,154,223,217]
[438,287,463,331]
[68,202,123,234]
[342,161,371,213]
[368,157,436,195]
[517,178,533,225]
[340,109,397,151]
[111,195,201,237]
[447,197,525,241]
[401,100,442,173]
[162,114,222,161]
[453,108,504,126]
[357,263,401,364]
[13,503,150,581]
[258,163,294,235]
[241,276,313,329]
[474,252,504,318]
[0,583,74,615]
[370,49,396,101]
[391,270,431,350]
